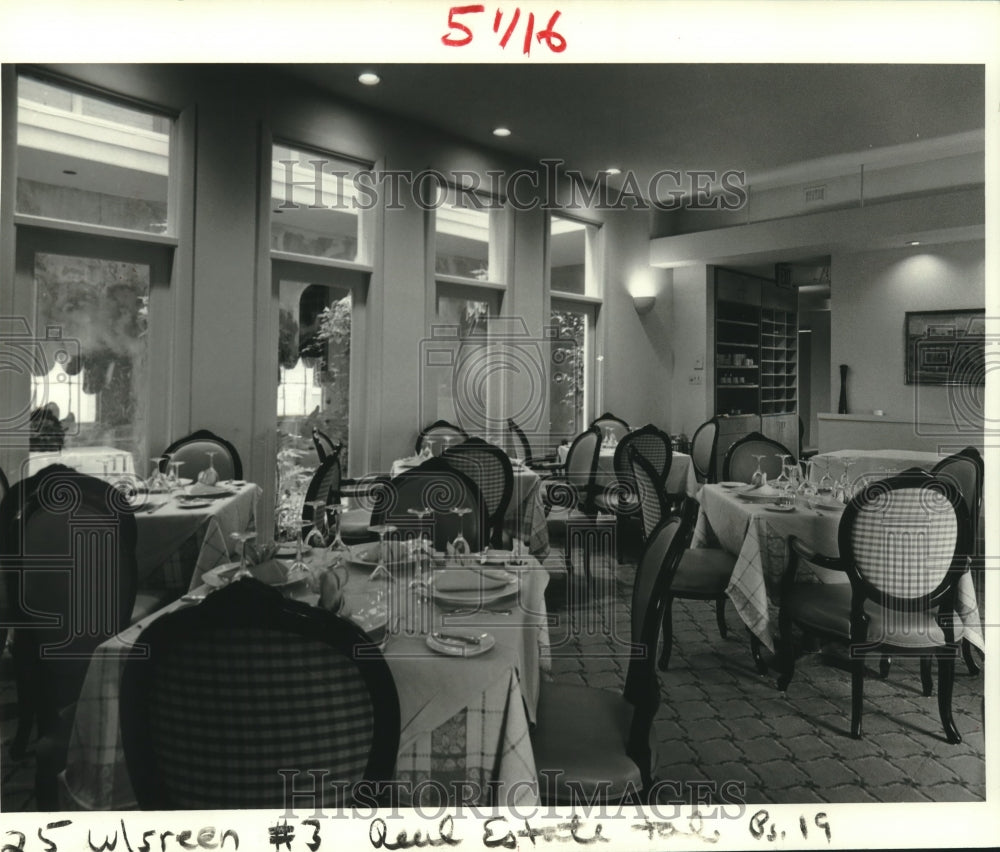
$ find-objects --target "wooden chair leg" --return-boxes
[961,638,980,676]
[715,596,728,639]
[919,657,933,696]
[850,658,865,739]
[937,652,961,744]
[749,632,768,675]
[657,596,675,671]
[878,654,892,678]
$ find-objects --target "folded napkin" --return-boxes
[250,559,291,585]
[433,568,511,592]
[189,481,228,496]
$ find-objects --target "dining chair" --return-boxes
[590,411,630,442]
[777,470,971,743]
[722,431,794,483]
[610,426,674,555]
[689,417,720,483]
[931,446,983,676]
[369,456,488,553]
[441,437,514,548]
[414,419,469,456]
[120,577,400,809]
[312,427,340,464]
[160,429,243,481]
[627,448,670,544]
[653,495,738,671]
[531,513,690,804]
[301,453,343,536]
[506,418,564,475]
[0,466,138,802]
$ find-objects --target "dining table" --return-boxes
[391,455,550,558]
[59,546,551,810]
[807,448,949,484]
[27,445,135,478]
[692,483,986,655]
[556,445,701,497]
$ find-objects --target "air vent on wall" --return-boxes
[804,185,826,203]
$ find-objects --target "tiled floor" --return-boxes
[0,553,985,811]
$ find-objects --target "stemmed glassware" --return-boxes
[750,454,767,486]
[286,521,312,583]
[230,531,258,580]
[199,451,219,486]
[167,458,185,490]
[304,500,330,548]
[836,457,857,503]
[147,458,169,492]
[407,507,433,576]
[450,507,472,556]
[368,523,397,610]
[816,459,834,497]
[797,460,818,506]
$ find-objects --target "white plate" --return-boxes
[176,498,212,509]
[720,481,744,489]
[479,549,529,567]
[275,543,312,558]
[765,504,796,513]
[184,484,235,499]
[429,572,519,605]
[426,631,495,657]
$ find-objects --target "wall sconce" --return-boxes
[633,295,656,315]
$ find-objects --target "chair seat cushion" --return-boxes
[783,584,966,647]
[532,682,641,803]
[671,548,736,595]
[340,508,377,544]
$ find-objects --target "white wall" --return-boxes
[666,264,712,436]
[830,241,985,444]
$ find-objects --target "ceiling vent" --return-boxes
[804,184,827,203]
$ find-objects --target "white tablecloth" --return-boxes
[556,446,701,497]
[693,484,984,654]
[60,560,549,810]
[808,448,947,484]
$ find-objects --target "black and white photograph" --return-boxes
[0,1,995,848]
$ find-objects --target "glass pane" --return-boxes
[271,144,365,262]
[432,291,493,430]
[435,190,494,280]
[17,76,171,234]
[276,281,352,536]
[550,215,588,295]
[549,308,587,439]
[31,253,150,473]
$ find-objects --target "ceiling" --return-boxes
[278,63,985,200]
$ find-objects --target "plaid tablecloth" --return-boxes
[60,560,548,810]
[693,484,985,654]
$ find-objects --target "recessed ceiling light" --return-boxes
[62,169,77,175]
[358,72,381,86]
[493,127,511,137]
[906,240,921,246]
[605,167,621,176]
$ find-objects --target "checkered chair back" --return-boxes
[722,432,793,483]
[564,426,602,511]
[840,471,970,609]
[302,454,343,533]
[590,411,630,442]
[628,449,668,542]
[2,467,137,735]
[370,456,488,552]
[932,447,982,552]
[415,420,469,456]
[161,429,243,481]
[614,424,672,487]
[121,578,400,810]
[442,438,513,548]
[690,418,719,482]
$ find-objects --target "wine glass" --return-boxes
[797,461,818,507]
[286,522,311,583]
[147,458,168,492]
[304,500,330,548]
[167,459,185,490]
[750,454,767,486]
[450,507,472,556]
[324,503,351,585]
[816,459,834,497]
[407,507,433,576]
[836,457,857,503]
[230,531,257,580]
[368,523,397,603]
[199,451,219,486]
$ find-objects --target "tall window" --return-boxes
[429,186,506,435]
[548,214,600,439]
[270,141,371,533]
[14,75,176,474]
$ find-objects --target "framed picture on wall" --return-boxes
[905,309,985,385]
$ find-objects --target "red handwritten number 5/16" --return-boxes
[442,7,567,54]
